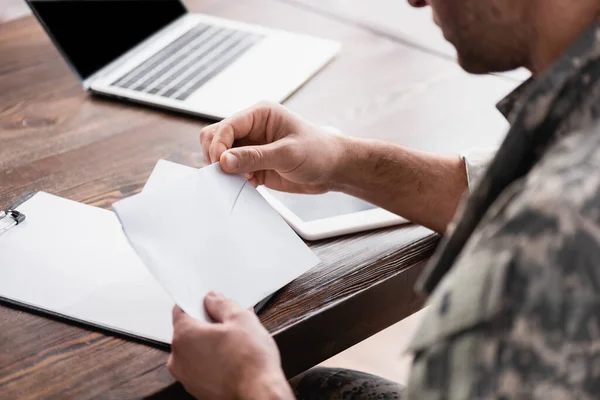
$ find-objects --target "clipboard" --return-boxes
[0,192,176,344]
[0,192,276,345]
[0,209,26,236]
[0,192,33,236]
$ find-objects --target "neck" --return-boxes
[528,1,600,75]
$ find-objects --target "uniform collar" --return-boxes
[496,77,534,123]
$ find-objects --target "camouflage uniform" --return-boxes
[293,18,600,400]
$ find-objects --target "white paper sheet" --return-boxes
[143,159,196,193]
[113,162,320,321]
[0,192,175,343]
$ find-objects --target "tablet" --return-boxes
[257,188,408,241]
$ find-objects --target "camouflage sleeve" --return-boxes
[460,147,497,189]
[405,183,600,399]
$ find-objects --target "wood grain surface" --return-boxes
[0,0,515,398]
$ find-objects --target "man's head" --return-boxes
[408,0,534,74]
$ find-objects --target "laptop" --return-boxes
[26,0,340,120]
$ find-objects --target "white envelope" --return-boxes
[113,162,320,321]
[143,159,196,193]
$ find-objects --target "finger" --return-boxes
[220,141,295,174]
[203,146,211,165]
[172,305,194,327]
[248,176,259,188]
[209,123,235,163]
[209,141,228,164]
[206,102,281,162]
[408,0,428,7]
[204,291,245,323]
[166,353,178,379]
[200,127,215,164]
[253,170,266,186]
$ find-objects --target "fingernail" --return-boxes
[223,153,239,170]
[207,291,223,299]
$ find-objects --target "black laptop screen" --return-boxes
[28,0,187,81]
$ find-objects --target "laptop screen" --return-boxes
[28,0,187,81]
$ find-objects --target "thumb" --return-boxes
[220,142,292,174]
[172,305,192,327]
[204,291,244,323]
[171,305,201,330]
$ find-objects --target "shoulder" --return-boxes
[520,119,600,220]
[407,141,600,351]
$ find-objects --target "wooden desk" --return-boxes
[0,0,517,398]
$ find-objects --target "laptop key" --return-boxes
[111,22,263,100]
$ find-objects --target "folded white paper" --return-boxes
[113,161,320,321]
[143,159,196,194]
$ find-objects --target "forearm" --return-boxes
[332,137,468,234]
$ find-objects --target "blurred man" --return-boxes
[167,0,600,398]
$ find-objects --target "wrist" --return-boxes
[237,370,293,400]
[329,135,368,192]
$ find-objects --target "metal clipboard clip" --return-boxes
[0,209,26,237]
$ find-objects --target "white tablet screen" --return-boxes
[263,189,377,222]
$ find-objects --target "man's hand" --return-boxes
[200,101,347,194]
[201,101,469,233]
[168,292,294,400]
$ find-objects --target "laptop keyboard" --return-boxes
[111,23,263,101]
